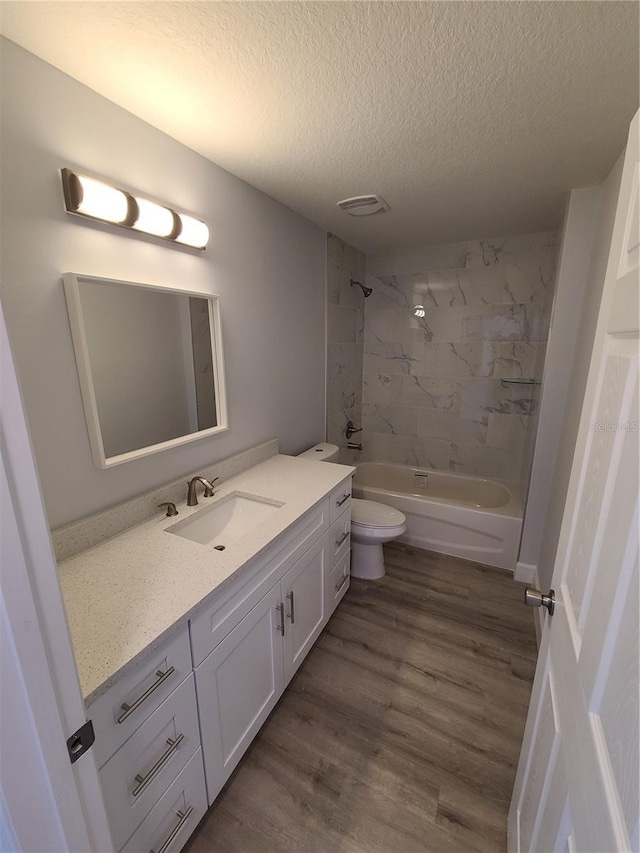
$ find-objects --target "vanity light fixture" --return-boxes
[60,168,209,249]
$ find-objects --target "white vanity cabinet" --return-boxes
[84,470,353,851]
[193,478,352,806]
[194,520,330,803]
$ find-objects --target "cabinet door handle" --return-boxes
[286,591,295,624]
[118,666,176,724]
[276,603,285,635]
[149,805,194,853]
[336,493,350,508]
[336,530,350,548]
[335,573,349,593]
[132,733,184,797]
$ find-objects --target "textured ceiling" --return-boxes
[1,1,638,252]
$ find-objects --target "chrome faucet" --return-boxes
[186,476,218,507]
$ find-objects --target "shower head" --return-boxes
[350,279,373,298]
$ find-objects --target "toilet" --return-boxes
[297,443,407,580]
[349,498,407,580]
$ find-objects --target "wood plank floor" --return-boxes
[185,543,538,853]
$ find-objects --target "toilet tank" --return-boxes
[297,443,340,463]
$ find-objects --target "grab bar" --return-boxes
[500,378,537,385]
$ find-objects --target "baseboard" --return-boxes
[514,560,537,584]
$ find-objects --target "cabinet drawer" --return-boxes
[326,549,350,616]
[100,674,200,850]
[92,626,192,768]
[120,750,207,853]
[329,478,352,523]
[327,510,351,564]
[190,500,329,666]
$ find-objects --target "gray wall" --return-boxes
[0,40,326,528]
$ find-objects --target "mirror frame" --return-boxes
[63,273,228,469]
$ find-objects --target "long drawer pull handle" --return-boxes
[276,603,285,635]
[286,591,295,624]
[149,805,194,853]
[118,666,176,724]
[132,733,184,797]
[335,573,349,593]
[336,530,350,548]
[336,493,350,508]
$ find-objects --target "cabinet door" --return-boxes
[282,535,326,684]
[195,583,285,804]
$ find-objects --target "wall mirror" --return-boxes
[63,273,228,468]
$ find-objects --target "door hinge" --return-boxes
[66,719,95,764]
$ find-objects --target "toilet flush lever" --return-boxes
[524,588,555,615]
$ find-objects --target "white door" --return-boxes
[282,534,326,683]
[0,303,113,850]
[508,112,639,852]
[195,582,285,804]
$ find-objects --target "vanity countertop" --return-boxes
[57,454,354,705]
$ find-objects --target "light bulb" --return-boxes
[175,214,209,249]
[133,197,175,237]
[413,305,426,318]
[76,175,129,224]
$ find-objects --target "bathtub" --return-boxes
[352,462,523,571]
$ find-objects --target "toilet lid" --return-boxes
[351,498,406,528]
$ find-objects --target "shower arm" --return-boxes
[349,279,373,298]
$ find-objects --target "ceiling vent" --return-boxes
[337,195,389,216]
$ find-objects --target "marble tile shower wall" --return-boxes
[327,234,366,464]
[362,232,559,484]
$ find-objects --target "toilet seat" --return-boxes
[351,498,406,529]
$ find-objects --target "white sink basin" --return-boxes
[167,492,283,548]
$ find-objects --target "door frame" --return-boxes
[0,301,113,850]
